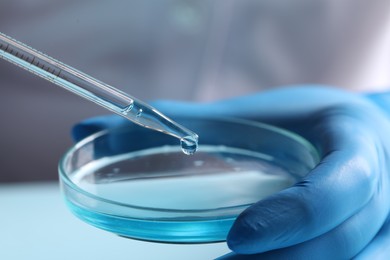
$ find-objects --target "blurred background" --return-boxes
[1,0,390,182]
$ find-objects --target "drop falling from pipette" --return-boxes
[180,136,198,155]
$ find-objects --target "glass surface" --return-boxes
[59,117,319,243]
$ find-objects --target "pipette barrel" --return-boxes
[0,32,198,151]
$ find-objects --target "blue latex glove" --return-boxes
[72,86,390,259]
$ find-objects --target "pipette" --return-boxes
[0,32,198,155]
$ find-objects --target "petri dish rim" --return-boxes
[58,116,321,243]
[58,116,320,214]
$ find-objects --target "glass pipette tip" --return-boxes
[0,32,198,154]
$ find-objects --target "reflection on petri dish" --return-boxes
[59,117,319,243]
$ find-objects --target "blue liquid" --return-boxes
[62,145,295,243]
[66,202,235,243]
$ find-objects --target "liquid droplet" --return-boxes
[136,108,143,117]
[180,135,198,155]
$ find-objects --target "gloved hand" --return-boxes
[72,86,390,259]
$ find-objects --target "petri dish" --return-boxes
[59,117,319,243]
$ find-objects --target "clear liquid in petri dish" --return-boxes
[71,145,295,211]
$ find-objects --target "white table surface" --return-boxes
[0,182,230,260]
